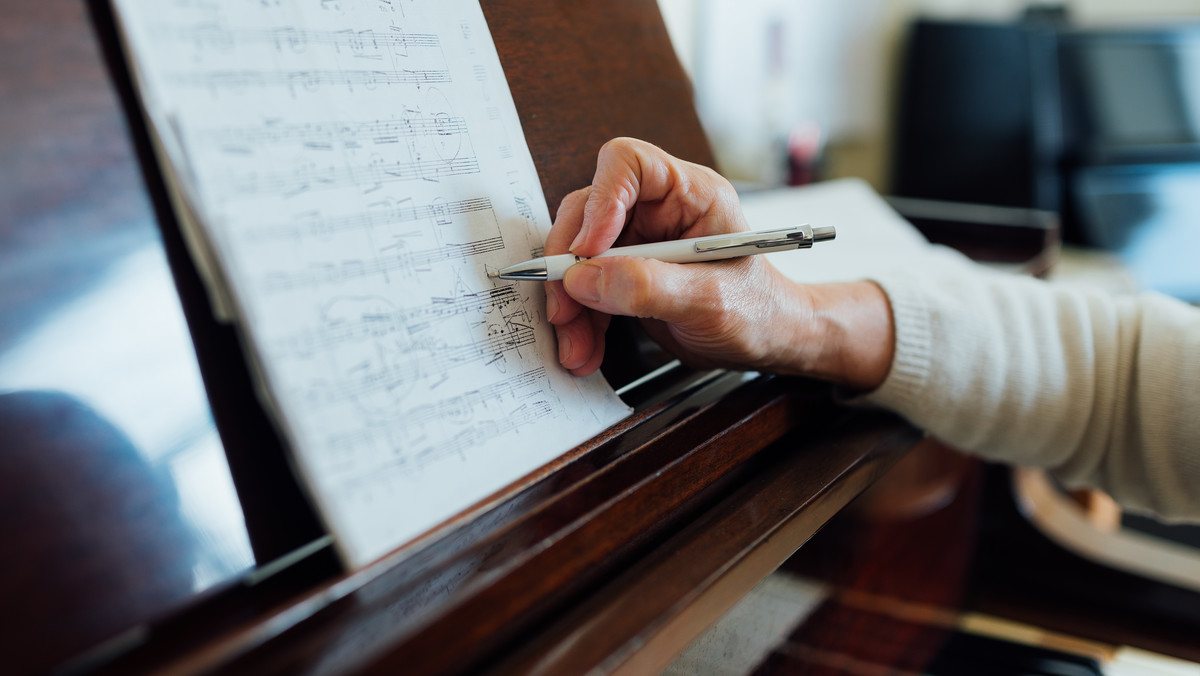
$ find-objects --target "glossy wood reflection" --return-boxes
[0,393,197,675]
[1,3,256,674]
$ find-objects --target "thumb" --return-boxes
[561,256,719,325]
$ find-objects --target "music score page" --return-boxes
[110,0,631,567]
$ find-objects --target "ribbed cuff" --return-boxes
[842,272,934,411]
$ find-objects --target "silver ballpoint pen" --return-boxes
[489,224,836,281]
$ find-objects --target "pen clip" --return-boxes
[693,225,813,254]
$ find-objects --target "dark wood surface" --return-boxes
[481,1,715,214]
[9,1,1139,674]
[763,456,987,675]
[739,461,1200,675]
[1,1,924,674]
[490,412,920,676]
[1,3,276,674]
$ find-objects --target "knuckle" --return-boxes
[712,180,737,208]
[599,137,633,161]
[698,164,723,184]
[671,164,692,197]
[606,136,645,152]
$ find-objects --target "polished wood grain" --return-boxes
[480,0,715,214]
[764,460,986,675]
[491,412,921,676]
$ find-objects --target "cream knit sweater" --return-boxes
[859,248,1200,521]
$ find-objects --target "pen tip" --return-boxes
[486,270,498,279]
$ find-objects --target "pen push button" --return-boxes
[693,225,823,254]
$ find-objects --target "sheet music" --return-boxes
[110,0,631,567]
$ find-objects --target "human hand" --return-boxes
[544,138,896,391]
[544,138,812,378]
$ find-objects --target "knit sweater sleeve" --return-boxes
[855,248,1200,521]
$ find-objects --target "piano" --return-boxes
[7,2,1189,675]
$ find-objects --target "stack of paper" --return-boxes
[108,0,630,568]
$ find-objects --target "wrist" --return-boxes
[768,277,895,391]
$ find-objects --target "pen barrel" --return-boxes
[544,254,582,280]
[539,244,701,282]
[536,225,831,281]
[591,239,702,265]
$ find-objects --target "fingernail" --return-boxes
[565,263,602,303]
[557,331,573,366]
[545,286,559,322]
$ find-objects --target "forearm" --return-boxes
[856,251,1200,520]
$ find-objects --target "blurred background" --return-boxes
[652,7,1200,672]
[658,0,1200,302]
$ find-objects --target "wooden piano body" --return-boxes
[13,2,1187,675]
[1,2,921,672]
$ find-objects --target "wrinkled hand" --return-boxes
[544,138,896,391]
[545,138,817,378]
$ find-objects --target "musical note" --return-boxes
[266,286,521,356]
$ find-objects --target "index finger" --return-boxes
[569,138,748,257]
